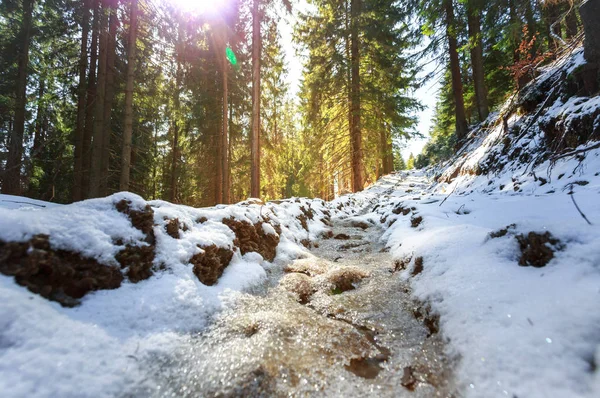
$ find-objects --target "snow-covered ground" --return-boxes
[1,46,599,397]
[0,193,342,397]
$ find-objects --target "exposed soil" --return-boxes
[0,234,123,307]
[516,231,563,267]
[190,244,235,286]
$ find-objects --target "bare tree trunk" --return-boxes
[32,78,45,159]
[581,0,600,64]
[82,0,99,199]
[100,4,118,196]
[350,0,364,192]
[345,0,353,190]
[120,0,138,192]
[444,0,469,144]
[89,0,109,198]
[221,27,230,204]
[73,0,91,201]
[3,0,34,195]
[467,1,489,122]
[250,0,261,199]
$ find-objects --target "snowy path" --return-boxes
[126,204,454,397]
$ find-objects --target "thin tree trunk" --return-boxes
[82,0,99,199]
[3,0,34,195]
[120,0,138,192]
[467,0,489,122]
[73,0,91,201]
[32,78,45,159]
[100,4,118,196]
[222,27,230,204]
[89,0,108,198]
[444,0,469,144]
[350,0,364,192]
[250,0,261,199]
[170,24,184,204]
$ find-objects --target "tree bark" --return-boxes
[170,26,184,204]
[32,78,45,160]
[82,0,99,199]
[89,0,109,198]
[581,0,600,64]
[467,0,489,122]
[120,0,138,192]
[100,3,118,196]
[3,0,34,195]
[350,0,364,192]
[73,0,91,201]
[250,0,261,199]
[444,0,469,144]
[221,26,230,204]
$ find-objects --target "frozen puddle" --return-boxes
[127,214,455,397]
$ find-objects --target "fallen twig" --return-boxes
[570,193,592,225]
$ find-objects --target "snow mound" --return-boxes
[0,193,336,397]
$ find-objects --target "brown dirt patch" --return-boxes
[327,267,369,293]
[411,257,424,276]
[222,217,280,262]
[190,244,235,286]
[516,231,563,267]
[0,234,123,307]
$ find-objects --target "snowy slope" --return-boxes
[362,46,600,398]
[0,193,353,398]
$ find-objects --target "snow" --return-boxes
[1,45,599,398]
[370,171,600,397]
[0,193,332,398]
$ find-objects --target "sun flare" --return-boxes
[166,0,219,15]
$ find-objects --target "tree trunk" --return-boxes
[73,0,91,202]
[581,0,600,64]
[221,26,230,204]
[565,4,578,39]
[350,0,364,192]
[250,0,261,199]
[444,0,469,144]
[100,4,118,196]
[3,0,34,195]
[82,0,99,199]
[32,78,45,160]
[467,0,489,122]
[89,0,109,198]
[120,0,138,192]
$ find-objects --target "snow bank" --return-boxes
[359,46,600,397]
[0,193,334,397]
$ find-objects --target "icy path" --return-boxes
[126,206,455,397]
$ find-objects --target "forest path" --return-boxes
[128,201,454,397]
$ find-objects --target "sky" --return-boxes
[277,0,440,162]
